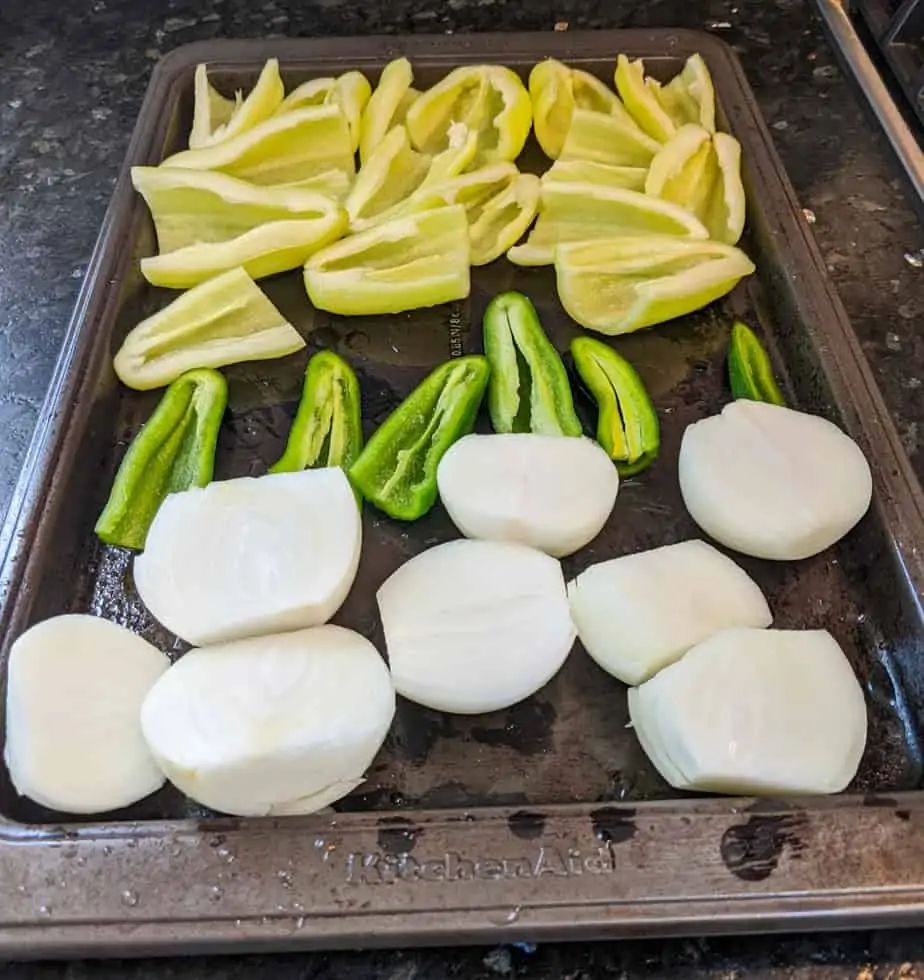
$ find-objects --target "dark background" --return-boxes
[2,0,924,974]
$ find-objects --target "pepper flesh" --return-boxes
[571,336,659,476]
[349,355,490,520]
[727,320,786,406]
[270,351,363,475]
[114,266,305,391]
[483,291,582,437]
[95,368,227,550]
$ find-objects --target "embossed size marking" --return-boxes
[448,302,465,358]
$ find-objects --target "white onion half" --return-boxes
[436,433,619,558]
[377,538,575,714]
[5,614,169,814]
[568,539,772,685]
[628,628,868,795]
[140,625,395,816]
[678,400,872,560]
[134,467,361,646]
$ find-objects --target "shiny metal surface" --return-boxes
[812,0,924,203]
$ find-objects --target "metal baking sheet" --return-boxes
[2,29,924,958]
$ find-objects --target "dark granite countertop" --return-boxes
[2,0,924,974]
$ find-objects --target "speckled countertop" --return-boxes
[2,0,924,974]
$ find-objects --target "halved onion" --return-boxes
[436,433,619,557]
[678,400,872,560]
[628,628,868,795]
[377,539,575,714]
[568,539,771,685]
[134,467,361,646]
[140,625,395,816]
[5,614,169,814]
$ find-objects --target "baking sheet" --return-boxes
[1,29,924,957]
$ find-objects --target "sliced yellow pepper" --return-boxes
[280,71,372,153]
[351,163,540,266]
[304,205,471,316]
[189,59,284,150]
[163,105,355,186]
[132,167,348,287]
[529,58,621,159]
[406,64,532,168]
[359,58,417,166]
[345,125,431,229]
[114,267,305,390]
